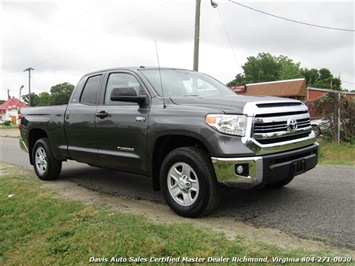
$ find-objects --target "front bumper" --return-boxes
[212,143,319,189]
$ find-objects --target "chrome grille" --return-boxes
[254,117,311,134]
[252,103,312,144]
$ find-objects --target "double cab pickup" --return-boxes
[20,67,318,217]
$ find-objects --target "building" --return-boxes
[0,97,28,124]
[306,87,355,101]
[231,78,307,101]
[230,78,355,102]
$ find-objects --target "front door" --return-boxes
[95,72,149,174]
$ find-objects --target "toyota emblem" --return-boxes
[287,118,298,131]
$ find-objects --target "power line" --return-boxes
[216,8,242,73]
[227,0,354,32]
[3,3,101,55]
[3,2,168,77]
[31,2,168,68]
[342,80,355,85]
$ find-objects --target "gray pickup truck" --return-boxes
[19,67,318,217]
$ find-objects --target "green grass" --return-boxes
[318,140,355,166]
[0,125,17,129]
[0,163,353,265]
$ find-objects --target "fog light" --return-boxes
[236,165,244,174]
[234,163,249,177]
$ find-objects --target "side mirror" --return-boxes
[110,87,146,104]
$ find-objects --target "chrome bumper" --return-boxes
[211,143,319,189]
[211,156,263,189]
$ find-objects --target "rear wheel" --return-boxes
[32,138,62,180]
[160,147,220,217]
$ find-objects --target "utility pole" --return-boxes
[193,0,218,71]
[24,67,34,106]
[193,0,201,71]
[337,74,341,144]
[337,91,341,144]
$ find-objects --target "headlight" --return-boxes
[206,114,247,136]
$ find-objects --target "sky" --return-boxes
[1,0,354,101]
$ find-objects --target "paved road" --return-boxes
[1,134,354,249]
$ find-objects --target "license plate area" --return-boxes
[292,159,306,175]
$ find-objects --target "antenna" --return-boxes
[155,40,166,109]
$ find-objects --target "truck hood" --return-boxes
[170,95,301,114]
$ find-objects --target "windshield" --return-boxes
[139,69,235,97]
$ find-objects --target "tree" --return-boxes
[20,82,75,106]
[229,73,246,86]
[243,52,281,83]
[301,67,341,90]
[22,93,40,106]
[277,55,302,80]
[300,68,319,85]
[38,92,51,106]
[49,82,74,105]
[228,52,342,91]
[227,52,302,86]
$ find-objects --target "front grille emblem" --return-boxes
[287,118,298,131]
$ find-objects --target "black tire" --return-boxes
[160,147,221,218]
[265,175,294,189]
[32,138,62,180]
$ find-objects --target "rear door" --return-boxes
[65,74,102,164]
[95,71,150,174]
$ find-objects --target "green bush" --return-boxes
[3,120,12,126]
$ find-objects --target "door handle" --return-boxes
[96,111,109,119]
[65,110,70,120]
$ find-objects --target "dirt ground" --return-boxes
[0,128,20,138]
[1,129,353,256]
[42,179,354,256]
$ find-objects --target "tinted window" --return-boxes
[80,75,102,105]
[104,73,143,105]
[139,69,235,97]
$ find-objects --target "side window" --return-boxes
[80,75,102,105]
[105,73,143,105]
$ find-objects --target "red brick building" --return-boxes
[306,87,355,101]
[231,78,307,101]
[230,78,355,102]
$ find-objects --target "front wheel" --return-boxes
[160,147,220,218]
[32,138,62,180]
